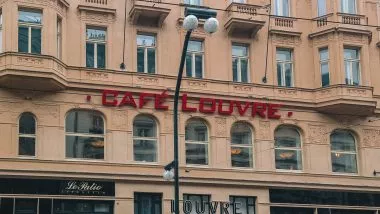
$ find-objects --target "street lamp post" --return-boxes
[163,7,219,214]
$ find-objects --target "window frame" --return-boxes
[344,47,361,86]
[18,9,43,54]
[276,48,294,87]
[319,47,330,87]
[229,196,256,214]
[186,40,205,79]
[137,33,157,74]
[317,0,327,16]
[132,115,159,163]
[86,26,107,69]
[274,0,290,17]
[183,194,211,212]
[274,126,303,171]
[185,119,209,166]
[341,0,357,14]
[330,130,358,174]
[64,110,106,161]
[134,192,162,214]
[18,112,37,157]
[230,122,254,168]
[232,44,250,83]
[57,16,62,60]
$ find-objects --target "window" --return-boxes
[18,9,42,54]
[231,0,246,3]
[276,48,293,87]
[186,40,204,78]
[341,0,356,14]
[344,48,360,85]
[54,200,113,214]
[134,193,162,214]
[183,194,210,214]
[274,0,289,16]
[229,196,255,214]
[271,207,315,214]
[133,115,158,162]
[185,119,208,165]
[232,45,249,83]
[319,48,330,87]
[137,34,156,74]
[86,27,106,69]
[184,0,202,6]
[318,0,327,16]
[65,110,105,159]
[231,122,253,168]
[18,113,36,156]
[0,11,3,53]
[57,17,62,59]
[274,126,302,170]
[330,130,357,173]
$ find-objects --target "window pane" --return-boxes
[231,123,252,145]
[186,54,192,77]
[275,127,301,148]
[318,0,326,16]
[86,43,95,68]
[18,26,29,53]
[344,48,359,60]
[271,207,314,214]
[321,62,330,87]
[233,58,238,82]
[194,55,203,78]
[19,113,36,134]
[320,48,328,60]
[345,61,351,84]
[66,136,104,159]
[0,28,3,53]
[15,199,37,214]
[231,146,252,168]
[66,111,104,134]
[97,44,106,69]
[19,137,35,156]
[352,61,360,85]
[330,131,356,152]
[86,28,106,41]
[331,153,357,173]
[134,193,162,214]
[285,63,292,87]
[137,47,144,73]
[0,198,14,214]
[133,140,157,162]
[39,199,52,214]
[183,195,210,214]
[241,58,248,83]
[31,28,41,54]
[188,41,202,52]
[341,0,356,14]
[277,63,283,86]
[319,209,374,214]
[133,116,157,137]
[232,45,248,57]
[229,197,256,214]
[137,35,155,47]
[186,143,208,165]
[19,10,42,24]
[275,149,302,170]
[147,48,156,74]
[277,49,292,61]
[185,120,208,141]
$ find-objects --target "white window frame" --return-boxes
[274,0,290,16]
[137,34,156,74]
[57,17,62,59]
[232,44,250,83]
[319,48,330,87]
[276,49,294,87]
[274,127,303,171]
[344,48,361,85]
[341,0,357,14]
[18,113,37,157]
[18,10,42,54]
[185,120,209,166]
[186,40,204,78]
[86,27,107,69]
[330,130,358,174]
[230,123,253,168]
[317,0,327,16]
[132,115,159,163]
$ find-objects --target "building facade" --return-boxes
[0,0,380,213]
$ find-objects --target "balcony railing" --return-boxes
[84,0,109,5]
[270,16,300,36]
[78,0,115,14]
[274,17,294,28]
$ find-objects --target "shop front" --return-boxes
[0,178,115,214]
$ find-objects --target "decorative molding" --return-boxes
[278,88,298,96]
[308,124,329,145]
[188,81,207,88]
[136,76,159,85]
[79,11,115,23]
[346,88,367,96]
[17,56,44,65]
[85,71,110,81]
[112,110,127,130]
[233,85,253,92]
[362,129,380,148]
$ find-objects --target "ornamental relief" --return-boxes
[307,124,329,145]
[79,11,116,24]
[362,129,380,148]
[111,110,127,130]
[271,34,301,46]
[14,0,66,16]
[340,33,365,44]
[215,117,227,137]
[258,120,271,140]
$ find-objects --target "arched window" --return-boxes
[330,130,357,173]
[231,122,253,168]
[133,115,158,162]
[185,119,208,165]
[65,110,105,160]
[274,126,302,170]
[19,112,36,156]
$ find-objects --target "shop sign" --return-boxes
[102,90,293,119]
[171,200,243,214]
[59,180,114,196]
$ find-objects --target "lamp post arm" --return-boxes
[173,30,192,214]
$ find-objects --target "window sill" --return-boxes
[17,155,37,159]
[275,169,304,173]
[64,158,106,162]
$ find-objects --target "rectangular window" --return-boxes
[229,196,255,214]
[137,34,156,74]
[274,0,289,16]
[186,40,204,78]
[319,48,330,87]
[18,9,42,54]
[15,198,38,214]
[276,48,293,87]
[134,193,162,214]
[271,207,315,214]
[57,17,62,59]
[86,27,106,69]
[183,194,210,214]
[344,47,360,85]
[232,45,249,83]
[341,0,356,14]
[318,0,327,16]
[184,0,202,5]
